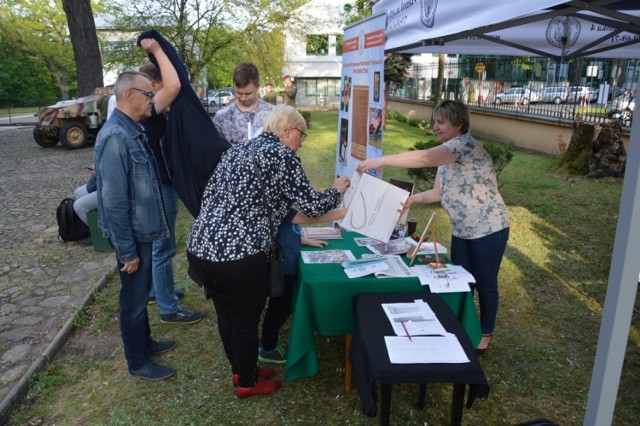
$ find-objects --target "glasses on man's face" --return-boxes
[295,128,307,142]
[131,87,154,100]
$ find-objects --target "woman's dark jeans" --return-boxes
[450,227,509,335]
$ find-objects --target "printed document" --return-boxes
[411,264,474,293]
[381,300,446,336]
[301,250,356,264]
[343,255,417,279]
[384,334,470,364]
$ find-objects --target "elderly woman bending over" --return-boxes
[187,104,350,397]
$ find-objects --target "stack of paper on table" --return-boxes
[411,264,475,293]
[381,300,469,364]
[301,227,343,240]
[342,255,416,279]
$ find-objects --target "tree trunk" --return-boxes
[61,0,103,96]
[559,121,626,178]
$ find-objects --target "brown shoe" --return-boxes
[236,378,282,398]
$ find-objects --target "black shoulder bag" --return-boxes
[250,142,285,298]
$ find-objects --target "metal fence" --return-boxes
[392,56,638,127]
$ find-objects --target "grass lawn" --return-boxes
[9,109,640,425]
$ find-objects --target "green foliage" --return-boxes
[298,109,311,128]
[384,53,412,95]
[406,139,442,191]
[0,40,59,105]
[0,0,78,99]
[484,140,515,184]
[406,116,419,127]
[405,139,515,191]
[26,366,70,401]
[109,0,306,84]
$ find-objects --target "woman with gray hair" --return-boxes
[187,104,350,397]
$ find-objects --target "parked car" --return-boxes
[201,90,234,107]
[568,86,597,103]
[538,86,570,104]
[494,87,539,105]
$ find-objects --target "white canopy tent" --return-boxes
[370,1,640,424]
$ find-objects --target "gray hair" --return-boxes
[263,104,306,135]
[114,71,151,101]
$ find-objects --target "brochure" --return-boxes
[301,250,356,264]
[343,255,417,279]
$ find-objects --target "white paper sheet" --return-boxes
[411,265,474,293]
[344,261,390,278]
[382,300,446,337]
[384,334,470,364]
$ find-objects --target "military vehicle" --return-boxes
[33,87,113,149]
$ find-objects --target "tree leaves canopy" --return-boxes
[106,0,307,84]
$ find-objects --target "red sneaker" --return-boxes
[232,366,276,386]
[236,378,282,398]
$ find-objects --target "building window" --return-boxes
[306,34,329,56]
[335,34,343,56]
[306,79,318,96]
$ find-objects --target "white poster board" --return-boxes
[335,13,386,180]
[340,173,409,243]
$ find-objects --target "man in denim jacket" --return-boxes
[94,70,176,381]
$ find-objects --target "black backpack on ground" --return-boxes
[56,198,90,242]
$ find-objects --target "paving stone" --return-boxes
[0,128,116,409]
[1,344,32,364]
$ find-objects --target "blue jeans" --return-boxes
[450,227,509,335]
[118,241,154,370]
[150,184,179,315]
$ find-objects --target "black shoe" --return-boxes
[149,339,177,355]
[160,308,204,324]
[129,362,175,381]
[148,289,185,305]
[78,237,93,246]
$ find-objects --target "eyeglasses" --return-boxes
[131,87,154,100]
[295,128,307,142]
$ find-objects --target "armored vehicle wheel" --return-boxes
[60,122,89,149]
[33,127,59,147]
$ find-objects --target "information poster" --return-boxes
[336,13,386,179]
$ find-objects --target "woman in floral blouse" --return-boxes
[358,100,509,355]
[187,104,350,397]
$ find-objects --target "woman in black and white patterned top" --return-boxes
[358,100,509,356]
[187,104,350,398]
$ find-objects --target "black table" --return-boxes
[349,292,490,426]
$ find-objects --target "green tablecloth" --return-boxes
[284,232,482,382]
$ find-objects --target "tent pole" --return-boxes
[584,70,640,426]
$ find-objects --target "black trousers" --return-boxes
[187,251,268,387]
[261,274,297,350]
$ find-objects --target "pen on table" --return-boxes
[401,321,412,341]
